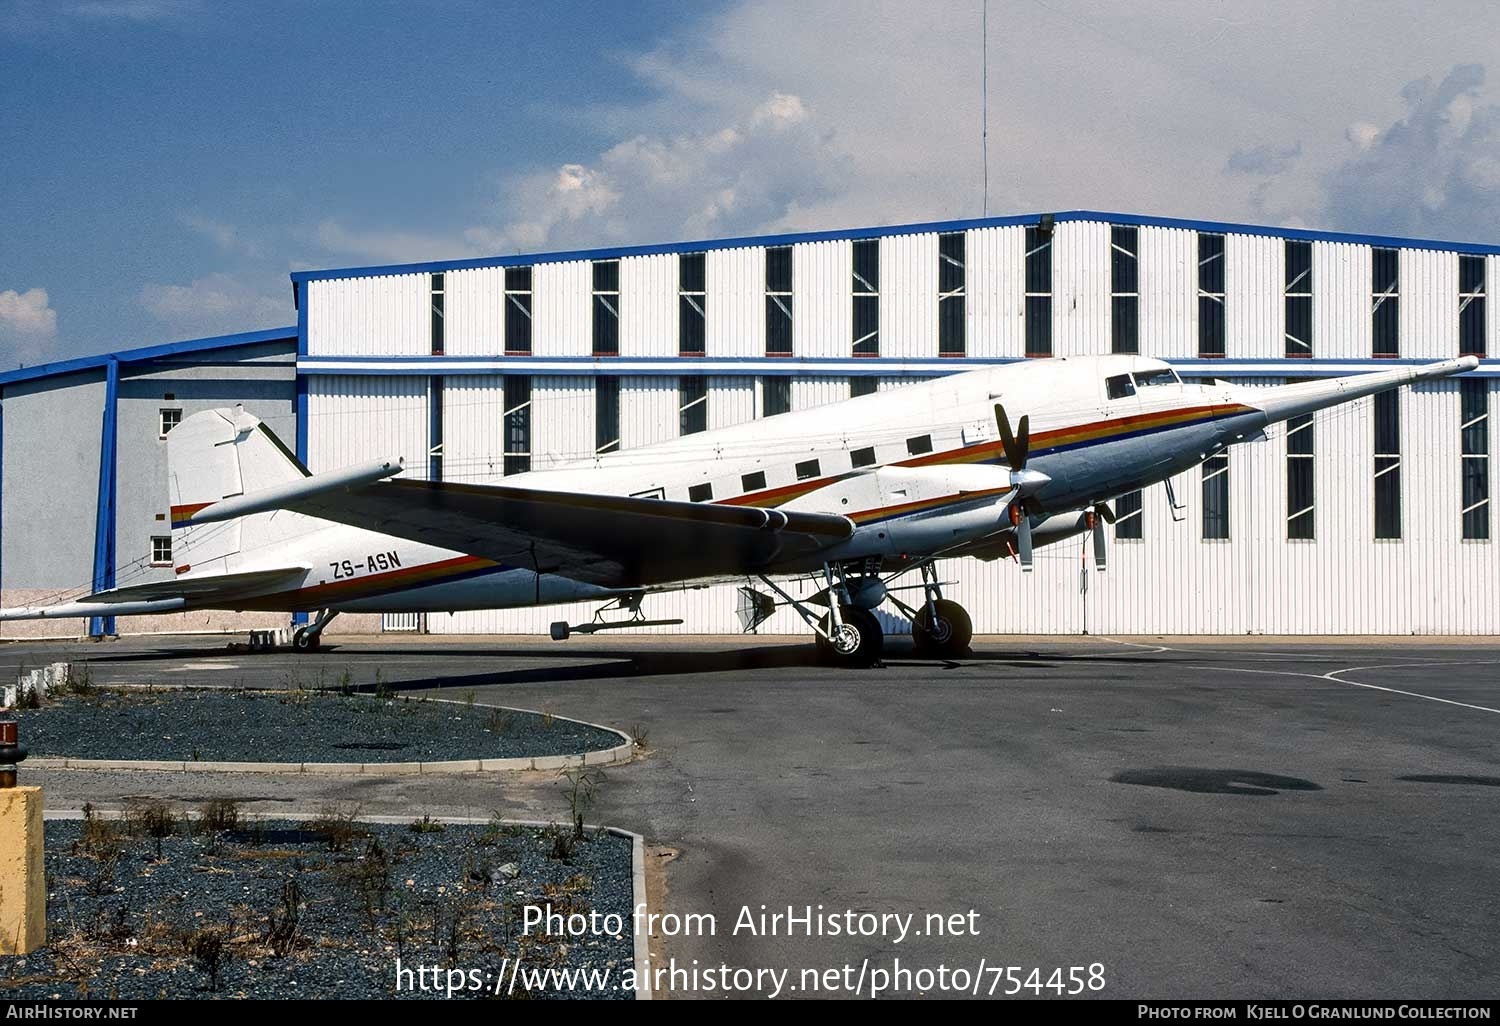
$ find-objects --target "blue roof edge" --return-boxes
[0,326,298,388]
[288,209,1500,286]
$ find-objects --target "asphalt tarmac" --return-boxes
[3,632,1497,999]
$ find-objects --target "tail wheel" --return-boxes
[911,599,973,658]
[818,606,884,667]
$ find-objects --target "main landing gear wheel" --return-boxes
[292,627,322,653]
[911,599,973,658]
[817,606,884,667]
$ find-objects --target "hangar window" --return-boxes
[766,246,794,356]
[741,470,767,493]
[429,376,444,482]
[1372,247,1400,358]
[1114,489,1143,540]
[431,273,445,356]
[1106,374,1136,400]
[1461,379,1490,540]
[1285,240,1313,358]
[593,260,620,356]
[1286,410,1315,540]
[594,376,620,455]
[505,266,532,355]
[503,376,531,475]
[151,536,172,566]
[158,408,182,439]
[1460,255,1486,357]
[1197,233,1225,358]
[852,239,879,357]
[1201,453,1230,540]
[688,483,713,502]
[851,446,877,469]
[679,376,708,436]
[1025,225,1052,357]
[795,458,821,481]
[1374,390,1401,540]
[850,377,878,398]
[906,434,933,456]
[938,232,966,356]
[762,376,791,417]
[679,253,706,356]
[1111,225,1138,355]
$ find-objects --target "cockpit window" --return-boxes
[1133,368,1180,388]
[1106,374,1136,400]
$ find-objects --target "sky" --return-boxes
[1,0,1498,369]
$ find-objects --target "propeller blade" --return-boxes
[1017,514,1034,572]
[1091,514,1107,572]
[994,404,1030,472]
[1095,501,1116,523]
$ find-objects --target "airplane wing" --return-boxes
[270,478,854,587]
[0,567,310,621]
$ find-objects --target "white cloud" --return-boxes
[1323,64,1500,242]
[139,273,287,337]
[312,220,472,265]
[0,287,59,367]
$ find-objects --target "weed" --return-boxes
[124,799,177,860]
[307,804,366,852]
[541,701,556,729]
[462,689,476,710]
[74,804,123,895]
[408,815,446,834]
[336,668,355,696]
[545,823,576,863]
[65,662,96,698]
[560,765,605,841]
[335,837,392,930]
[263,875,303,957]
[630,724,650,752]
[199,798,240,833]
[477,812,522,847]
[373,669,391,703]
[484,707,514,734]
[184,924,233,991]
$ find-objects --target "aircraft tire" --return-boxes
[818,606,884,667]
[911,599,972,658]
[292,627,321,653]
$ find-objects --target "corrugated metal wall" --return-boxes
[304,221,1498,635]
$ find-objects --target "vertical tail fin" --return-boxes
[168,406,319,575]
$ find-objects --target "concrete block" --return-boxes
[0,786,46,954]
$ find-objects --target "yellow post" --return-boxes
[0,786,45,954]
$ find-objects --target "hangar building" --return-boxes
[3,211,1497,638]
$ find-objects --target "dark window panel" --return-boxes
[1202,455,1230,540]
[1372,299,1400,357]
[938,295,965,356]
[1284,240,1312,290]
[1285,295,1312,357]
[1375,458,1402,539]
[594,377,619,454]
[1197,233,1225,295]
[680,252,706,293]
[1461,379,1489,454]
[679,376,707,436]
[765,246,793,293]
[795,458,821,481]
[1463,458,1490,540]
[1110,225,1138,293]
[430,273,445,356]
[1287,414,1314,456]
[503,376,531,476]
[1374,391,1400,455]
[688,483,713,502]
[593,294,619,355]
[1372,247,1399,295]
[906,434,933,455]
[1460,297,1487,356]
[679,295,706,356]
[592,259,619,292]
[1198,295,1225,357]
[852,239,879,291]
[505,292,532,354]
[850,376,878,398]
[505,266,532,291]
[741,471,767,492]
[762,377,791,417]
[1025,295,1052,357]
[1114,489,1143,540]
[850,446,877,469]
[1112,296,1139,355]
[852,294,879,356]
[1024,226,1052,295]
[938,232,965,293]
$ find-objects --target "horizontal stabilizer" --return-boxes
[0,567,308,621]
[181,458,404,526]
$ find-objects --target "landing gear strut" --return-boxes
[292,608,339,653]
[757,564,885,668]
[885,561,973,658]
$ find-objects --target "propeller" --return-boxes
[1085,502,1115,572]
[994,403,1051,573]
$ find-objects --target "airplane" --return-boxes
[0,354,1479,666]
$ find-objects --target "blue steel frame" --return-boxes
[89,358,119,638]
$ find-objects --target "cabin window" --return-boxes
[631,487,665,500]
[741,471,767,492]
[851,446,877,469]
[688,483,713,502]
[906,434,933,455]
[795,459,821,481]
[1106,375,1136,400]
[1132,368,1178,388]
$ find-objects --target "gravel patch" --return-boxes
[0,812,634,1000]
[15,688,624,764]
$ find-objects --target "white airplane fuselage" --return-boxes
[232,355,1273,614]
